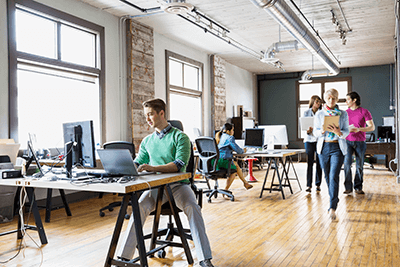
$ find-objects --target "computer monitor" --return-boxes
[63,120,96,177]
[258,125,289,148]
[377,126,393,141]
[244,128,264,148]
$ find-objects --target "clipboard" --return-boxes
[323,116,340,132]
[299,117,314,131]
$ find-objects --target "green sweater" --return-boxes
[135,127,191,183]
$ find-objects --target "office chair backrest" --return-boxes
[195,137,219,175]
[103,141,135,160]
[168,120,184,132]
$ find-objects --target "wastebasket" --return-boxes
[0,193,15,223]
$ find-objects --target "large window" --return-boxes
[7,0,105,149]
[166,51,203,141]
[297,77,351,139]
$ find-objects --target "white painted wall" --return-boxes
[226,63,257,121]
[0,0,9,139]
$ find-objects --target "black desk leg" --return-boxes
[149,187,164,253]
[280,158,293,194]
[274,158,285,199]
[26,187,48,245]
[288,156,302,190]
[104,194,132,267]
[59,189,72,217]
[260,158,272,198]
[130,191,148,267]
[165,185,194,264]
[45,189,72,223]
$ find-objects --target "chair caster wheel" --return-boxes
[207,198,212,203]
[206,193,210,197]
[108,208,114,212]
[231,197,235,202]
[157,250,166,258]
[99,212,105,217]
[124,214,130,220]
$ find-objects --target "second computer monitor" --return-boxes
[258,125,289,147]
[244,128,264,148]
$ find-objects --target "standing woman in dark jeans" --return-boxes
[314,88,349,220]
[303,95,323,193]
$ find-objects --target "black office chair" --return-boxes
[99,141,135,218]
[364,133,376,168]
[195,137,235,203]
[142,120,202,259]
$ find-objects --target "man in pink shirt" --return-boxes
[343,92,375,194]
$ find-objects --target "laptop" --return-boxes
[97,149,155,177]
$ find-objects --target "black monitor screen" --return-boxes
[244,128,264,148]
[63,120,96,169]
[377,126,393,140]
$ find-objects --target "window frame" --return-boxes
[165,50,204,133]
[7,0,106,144]
[296,76,352,140]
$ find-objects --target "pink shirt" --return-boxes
[346,107,373,141]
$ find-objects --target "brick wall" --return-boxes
[211,55,227,132]
[126,19,155,149]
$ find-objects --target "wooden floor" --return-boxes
[1,162,400,267]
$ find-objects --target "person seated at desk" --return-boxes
[118,98,214,267]
[215,123,253,191]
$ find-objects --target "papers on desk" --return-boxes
[323,116,340,132]
[299,117,314,131]
[0,139,20,166]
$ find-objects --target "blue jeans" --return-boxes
[305,142,322,188]
[319,142,344,211]
[344,140,366,191]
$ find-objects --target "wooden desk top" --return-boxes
[0,172,191,194]
[237,149,305,158]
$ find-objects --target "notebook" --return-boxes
[96,149,155,177]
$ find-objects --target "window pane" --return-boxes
[184,64,199,90]
[16,9,57,59]
[299,104,309,139]
[61,24,96,67]
[17,66,100,150]
[324,81,348,98]
[169,93,201,141]
[299,83,321,101]
[169,59,183,87]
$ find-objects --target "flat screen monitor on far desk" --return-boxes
[377,126,394,141]
[244,128,264,149]
[258,125,289,150]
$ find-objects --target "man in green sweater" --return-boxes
[118,98,214,267]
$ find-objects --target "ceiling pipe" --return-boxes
[250,0,340,76]
[299,69,337,83]
[261,40,305,63]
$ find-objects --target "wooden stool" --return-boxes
[245,158,257,182]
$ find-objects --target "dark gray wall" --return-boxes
[258,64,395,149]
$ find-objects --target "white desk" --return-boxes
[0,172,191,267]
[238,149,305,199]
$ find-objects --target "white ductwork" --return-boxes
[299,69,336,83]
[261,40,305,63]
[250,0,340,76]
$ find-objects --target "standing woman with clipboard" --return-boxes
[303,95,323,193]
[314,88,350,220]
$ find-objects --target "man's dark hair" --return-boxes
[347,92,361,106]
[142,98,166,113]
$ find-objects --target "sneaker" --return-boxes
[355,188,365,194]
[316,186,321,192]
[329,209,336,220]
[200,259,214,267]
[305,187,311,192]
[343,189,353,194]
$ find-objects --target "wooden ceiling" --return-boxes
[80,0,396,74]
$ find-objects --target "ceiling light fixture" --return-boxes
[160,0,194,15]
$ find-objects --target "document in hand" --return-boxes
[299,117,314,131]
[323,116,340,132]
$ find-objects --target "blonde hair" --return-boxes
[324,88,339,100]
